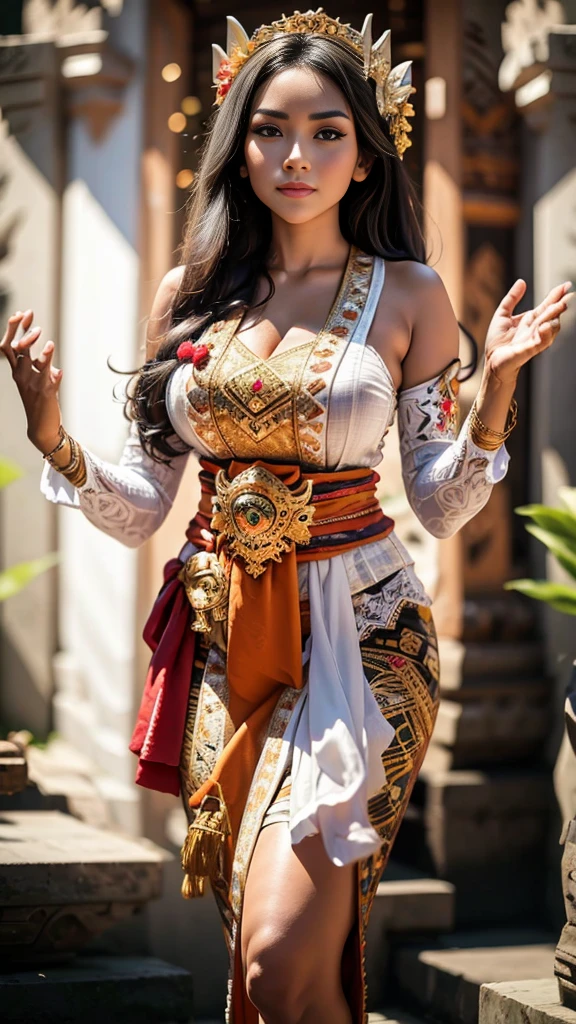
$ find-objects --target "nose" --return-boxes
[282,138,311,173]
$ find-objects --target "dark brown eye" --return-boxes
[254,124,282,137]
[315,128,345,141]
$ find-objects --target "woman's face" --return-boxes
[242,66,370,224]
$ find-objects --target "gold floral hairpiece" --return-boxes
[211,8,416,158]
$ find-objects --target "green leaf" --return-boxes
[524,524,576,581]
[0,553,59,602]
[560,487,576,516]
[515,504,576,543]
[504,578,576,615]
[0,458,24,489]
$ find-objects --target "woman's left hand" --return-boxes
[484,278,573,385]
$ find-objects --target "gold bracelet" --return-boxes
[43,425,67,461]
[43,429,87,487]
[61,436,87,486]
[469,398,517,451]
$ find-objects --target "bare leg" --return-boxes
[241,821,356,1024]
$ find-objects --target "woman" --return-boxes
[1,11,571,1024]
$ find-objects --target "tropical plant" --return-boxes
[0,457,58,602]
[504,486,576,616]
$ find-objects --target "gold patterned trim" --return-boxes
[184,247,375,465]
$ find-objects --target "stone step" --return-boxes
[372,877,456,934]
[392,768,551,926]
[462,593,537,644]
[393,929,556,1024]
[428,687,549,767]
[0,739,27,795]
[0,955,194,1023]
[438,638,545,691]
[0,811,169,960]
[480,978,576,1023]
[366,870,455,1008]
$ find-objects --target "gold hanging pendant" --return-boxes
[181,783,231,899]
[178,552,229,637]
[211,465,315,578]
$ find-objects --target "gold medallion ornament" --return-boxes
[211,466,316,577]
[178,552,229,635]
[211,9,416,158]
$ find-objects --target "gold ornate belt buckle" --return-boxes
[178,552,229,636]
[210,466,315,578]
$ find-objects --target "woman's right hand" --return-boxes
[0,309,64,454]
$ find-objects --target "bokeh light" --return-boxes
[162,63,182,83]
[181,96,202,116]
[176,169,194,189]
[168,112,187,133]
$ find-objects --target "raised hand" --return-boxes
[0,309,63,454]
[485,279,573,385]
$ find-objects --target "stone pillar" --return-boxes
[423,0,465,641]
[498,9,576,930]
[0,39,62,739]
[502,21,576,753]
[0,1,143,833]
[53,2,144,834]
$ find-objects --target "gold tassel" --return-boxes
[180,783,231,899]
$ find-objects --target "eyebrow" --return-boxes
[252,107,350,121]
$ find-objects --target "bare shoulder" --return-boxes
[146,265,186,359]
[381,261,459,390]
[384,260,448,306]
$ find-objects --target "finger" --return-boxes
[533,281,572,319]
[32,340,55,373]
[0,311,26,369]
[538,318,561,347]
[498,279,527,317]
[536,298,570,326]
[18,309,34,333]
[11,325,42,357]
[49,365,63,388]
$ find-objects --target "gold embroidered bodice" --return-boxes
[185,247,375,467]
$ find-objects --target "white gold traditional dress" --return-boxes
[41,248,509,1023]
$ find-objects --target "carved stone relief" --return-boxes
[23,0,124,37]
[499,0,566,91]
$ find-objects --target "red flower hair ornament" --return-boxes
[177,341,211,368]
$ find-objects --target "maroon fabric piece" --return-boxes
[129,557,196,796]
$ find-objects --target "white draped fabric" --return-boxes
[288,556,395,865]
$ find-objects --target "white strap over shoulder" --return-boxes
[350,256,385,347]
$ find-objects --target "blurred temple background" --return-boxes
[0,1,576,1022]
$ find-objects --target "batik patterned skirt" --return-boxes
[179,567,440,1023]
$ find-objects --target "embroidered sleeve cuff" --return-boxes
[40,451,99,508]
[467,435,510,484]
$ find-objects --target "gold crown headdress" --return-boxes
[211,8,416,158]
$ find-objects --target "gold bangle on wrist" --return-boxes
[469,398,517,451]
[43,425,67,461]
[43,428,87,488]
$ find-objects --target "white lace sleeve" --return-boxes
[40,421,191,548]
[398,359,510,539]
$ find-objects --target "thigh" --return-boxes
[241,820,356,980]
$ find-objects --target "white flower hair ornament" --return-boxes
[211,8,416,158]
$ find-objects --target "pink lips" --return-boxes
[277,182,316,199]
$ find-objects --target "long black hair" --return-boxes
[127,31,429,461]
